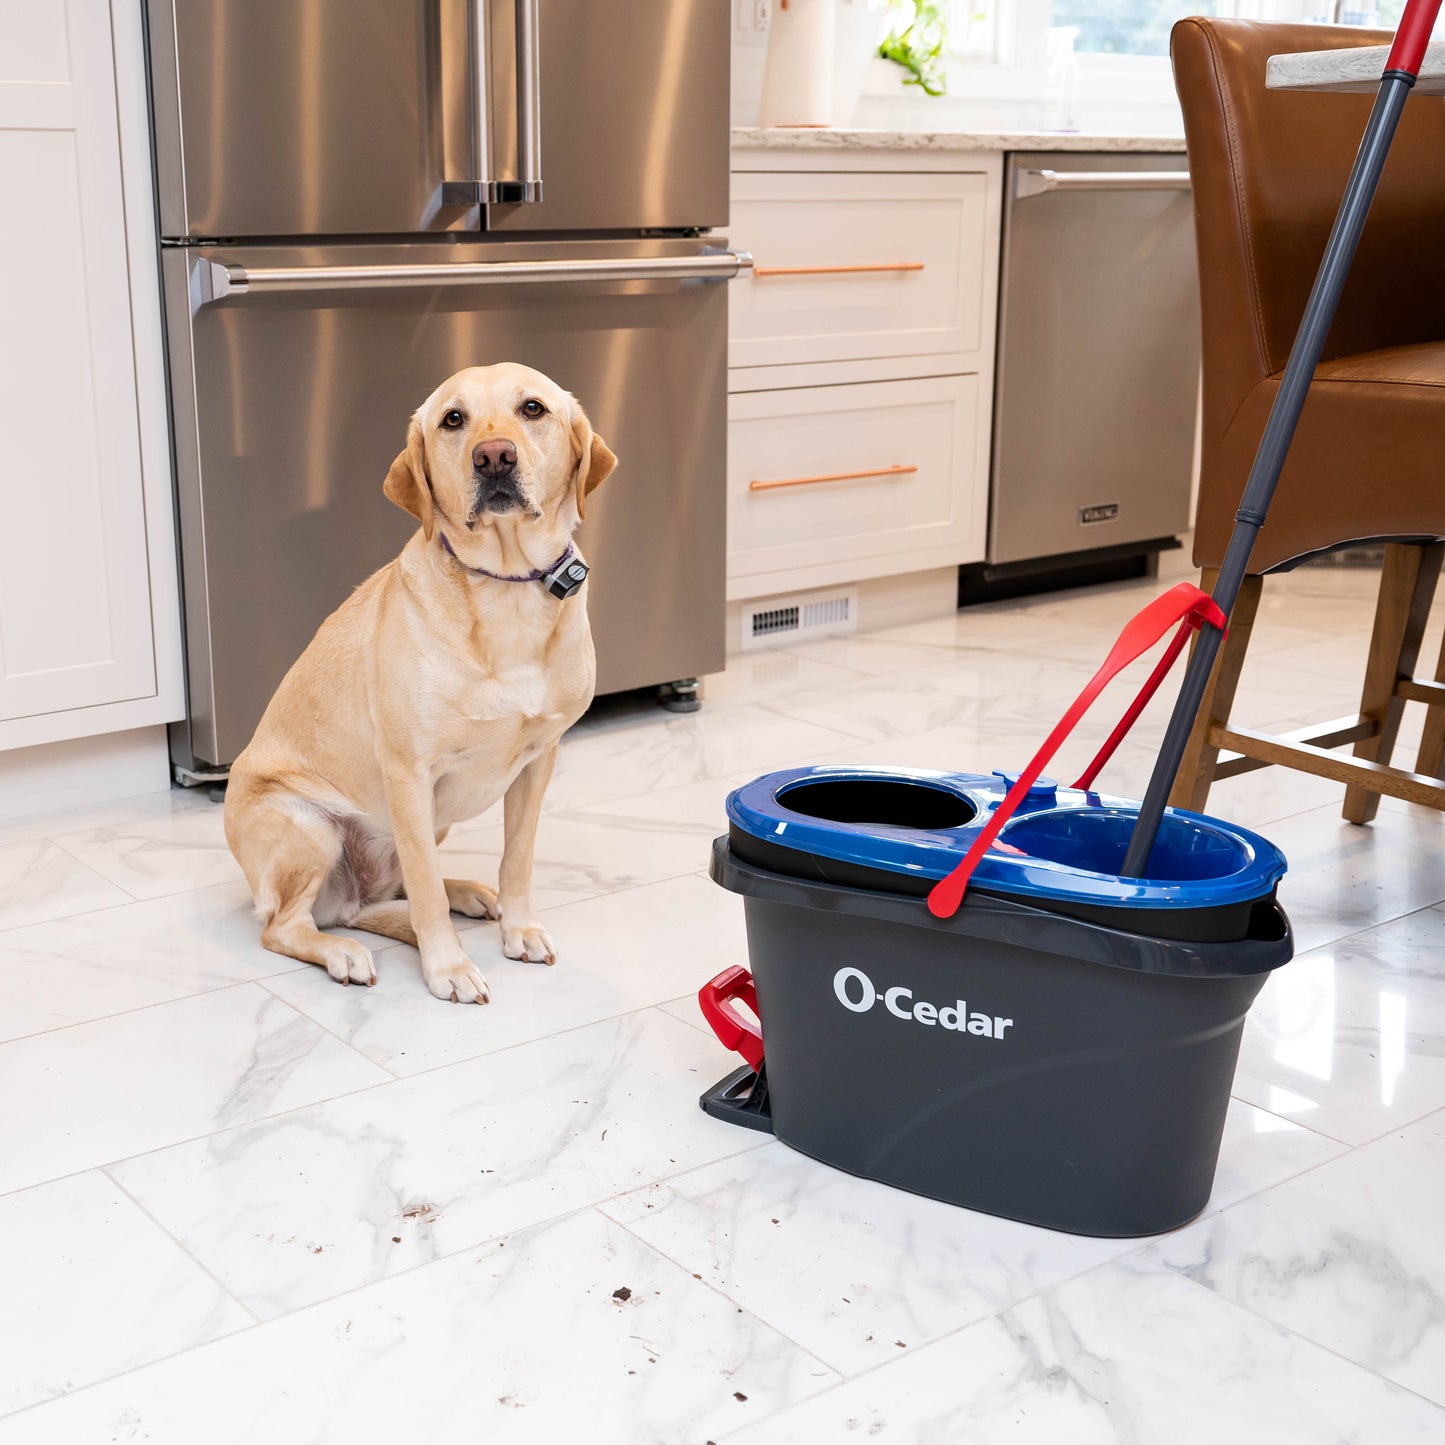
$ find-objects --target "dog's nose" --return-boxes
[473,439,518,473]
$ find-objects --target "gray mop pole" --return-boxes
[1121,67,1421,879]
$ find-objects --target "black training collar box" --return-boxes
[700,767,1293,1238]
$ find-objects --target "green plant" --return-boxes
[878,0,948,96]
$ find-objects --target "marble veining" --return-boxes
[108,1008,768,1319]
[0,1210,838,1445]
[1267,40,1445,95]
[732,126,1187,153]
[2,546,1444,1437]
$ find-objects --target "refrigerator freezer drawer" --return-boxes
[164,242,729,769]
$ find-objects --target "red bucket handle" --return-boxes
[926,582,1226,920]
[698,965,765,1070]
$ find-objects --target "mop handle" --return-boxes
[1119,0,1443,880]
[926,583,1225,920]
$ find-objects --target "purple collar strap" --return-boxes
[437,532,589,599]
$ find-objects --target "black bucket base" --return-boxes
[699,1063,775,1134]
[708,837,1292,1239]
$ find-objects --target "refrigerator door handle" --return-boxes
[439,0,493,207]
[508,0,542,203]
[193,250,754,303]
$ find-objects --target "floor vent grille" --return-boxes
[742,587,857,651]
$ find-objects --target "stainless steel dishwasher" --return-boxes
[964,152,1199,603]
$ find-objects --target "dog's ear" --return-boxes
[570,405,617,522]
[383,417,435,540]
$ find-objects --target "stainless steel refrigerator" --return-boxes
[144,0,743,776]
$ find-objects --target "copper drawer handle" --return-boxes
[751,262,926,278]
[749,464,918,493]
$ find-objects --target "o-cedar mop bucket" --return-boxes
[699,585,1293,1238]
[697,0,1443,1235]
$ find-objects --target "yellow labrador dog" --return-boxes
[224,364,615,1003]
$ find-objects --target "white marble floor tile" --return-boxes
[601,1098,1342,1379]
[437,806,717,902]
[544,703,860,812]
[760,653,1078,745]
[0,1171,251,1417]
[1265,803,1445,954]
[1231,906,1445,1144]
[868,608,1128,669]
[0,838,133,932]
[1149,1108,1445,1408]
[700,648,868,708]
[1196,761,1351,831]
[780,630,985,677]
[0,882,305,1043]
[50,802,242,901]
[720,1254,1445,1445]
[262,872,750,1076]
[427,835,600,913]
[110,1007,766,1319]
[603,1141,1130,1377]
[818,721,1166,803]
[0,1209,837,1445]
[0,986,387,1196]
[658,991,714,1036]
[0,785,213,849]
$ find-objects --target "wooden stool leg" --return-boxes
[1414,624,1445,782]
[1167,570,1262,812]
[1343,542,1443,825]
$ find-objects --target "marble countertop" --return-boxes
[732,126,1186,153]
[1267,39,1445,94]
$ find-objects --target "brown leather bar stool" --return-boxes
[1170,17,1445,822]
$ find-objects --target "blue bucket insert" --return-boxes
[728,765,1286,913]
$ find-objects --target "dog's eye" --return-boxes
[440,409,465,430]
[520,399,547,419]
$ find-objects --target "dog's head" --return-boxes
[383,363,617,540]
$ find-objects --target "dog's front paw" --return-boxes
[423,952,491,1004]
[324,938,376,987]
[502,922,556,966]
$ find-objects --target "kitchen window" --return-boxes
[950,0,1415,69]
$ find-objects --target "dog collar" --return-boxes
[438,532,589,599]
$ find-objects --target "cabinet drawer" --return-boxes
[729,170,991,369]
[728,375,983,581]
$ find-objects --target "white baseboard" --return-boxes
[725,566,956,656]
[0,725,172,821]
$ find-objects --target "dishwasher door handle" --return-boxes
[1016,168,1191,199]
[193,250,754,302]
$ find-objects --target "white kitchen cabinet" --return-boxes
[729,169,991,370]
[729,375,983,581]
[0,1,182,749]
[726,149,1002,602]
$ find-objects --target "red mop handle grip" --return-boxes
[698,965,765,1070]
[926,582,1226,920]
[1386,0,1442,75]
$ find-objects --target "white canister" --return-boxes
[759,0,837,128]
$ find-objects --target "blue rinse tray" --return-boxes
[726,765,1287,914]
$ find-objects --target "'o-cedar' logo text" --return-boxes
[832,967,1014,1039]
